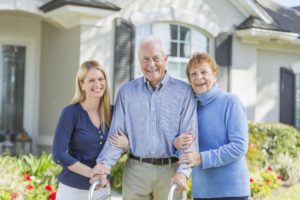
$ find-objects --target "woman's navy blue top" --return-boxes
[52,103,109,189]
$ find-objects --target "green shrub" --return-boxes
[110,154,127,193]
[248,122,300,162]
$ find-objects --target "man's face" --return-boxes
[139,42,168,88]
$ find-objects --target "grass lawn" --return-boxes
[266,182,300,200]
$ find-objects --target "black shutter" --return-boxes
[280,67,295,126]
[215,32,232,92]
[113,18,135,100]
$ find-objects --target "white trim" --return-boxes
[230,0,272,24]
[43,5,116,29]
[130,7,221,37]
[243,0,272,24]
[236,28,300,44]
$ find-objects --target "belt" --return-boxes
[128,154,178,165]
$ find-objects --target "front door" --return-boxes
[0,45,26,139]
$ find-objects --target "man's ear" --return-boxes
[164,55,168,62]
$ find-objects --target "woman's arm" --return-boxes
[68,161,110,178]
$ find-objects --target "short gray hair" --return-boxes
[138,35,167,56]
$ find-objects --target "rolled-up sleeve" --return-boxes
[52,107,78,168]
[175,86,199,178]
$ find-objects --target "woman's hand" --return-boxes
[108,128,129,151]
[173,131,196,149]
[177,149,201,169]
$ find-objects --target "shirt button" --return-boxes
[151,151,155,154]
[98,130,101,134]
[100,142,103,145]
[152,122,155,125]
[153,94,155,97]
[57,160,60,163]
[100,136,103,139]
[152,108,155,111]
[152,137,155,139]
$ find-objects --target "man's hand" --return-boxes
[169,172,188,193]
[173,131,195,149]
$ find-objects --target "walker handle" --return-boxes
[88,179,100,200]
[168,183,178,200]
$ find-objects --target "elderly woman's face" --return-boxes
[189,62,217,95]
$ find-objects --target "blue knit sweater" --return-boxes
[192,84,250,198]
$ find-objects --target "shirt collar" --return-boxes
[143,71,169,90]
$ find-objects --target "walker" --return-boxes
[168,184,188,200]
[88,181,187,200]
[88,180,111,200]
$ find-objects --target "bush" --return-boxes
[248,122,300,163]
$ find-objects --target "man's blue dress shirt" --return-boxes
[52,103,109,189]
[97,73,198,177]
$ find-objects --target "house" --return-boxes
[0,0,299,154]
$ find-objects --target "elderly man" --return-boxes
[93,36,198,200]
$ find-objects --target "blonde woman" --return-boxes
[52,61,128,200]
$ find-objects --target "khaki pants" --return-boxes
[122,158,183,200]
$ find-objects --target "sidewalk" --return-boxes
[111,189,122,200]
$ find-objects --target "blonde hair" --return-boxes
[186,53,218,82]
[71,60,111,130]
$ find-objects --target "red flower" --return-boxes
[11,193,18,199]
[49,192,56,200]
[267,167,273,171]
[250,178,254,183]
[278,176,282,180]
[110,179,114,185]
[45,185,53,192]
[23,173,31,181]
[258,184,262,187]
[267,179,271,183]
[26,184,34,190]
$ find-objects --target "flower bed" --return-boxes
[0,152,61,200]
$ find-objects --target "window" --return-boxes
[134,23,211,82]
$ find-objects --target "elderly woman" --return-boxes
[174,53,250,200]
[52,60,129,200]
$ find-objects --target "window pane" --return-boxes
[170,24,178,40]
[152,23,171,55]
[171,42,177,57]
[167,61,179,77]
[180,26,190,42]
[180,43,190,58]
[180,62,188,79]
[191,29,209,53]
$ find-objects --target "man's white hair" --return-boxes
[138,35,167,56]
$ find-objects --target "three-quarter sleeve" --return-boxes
[52,106,78,168]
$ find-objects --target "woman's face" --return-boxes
[189,62,217,95]
[80,68,106,99]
